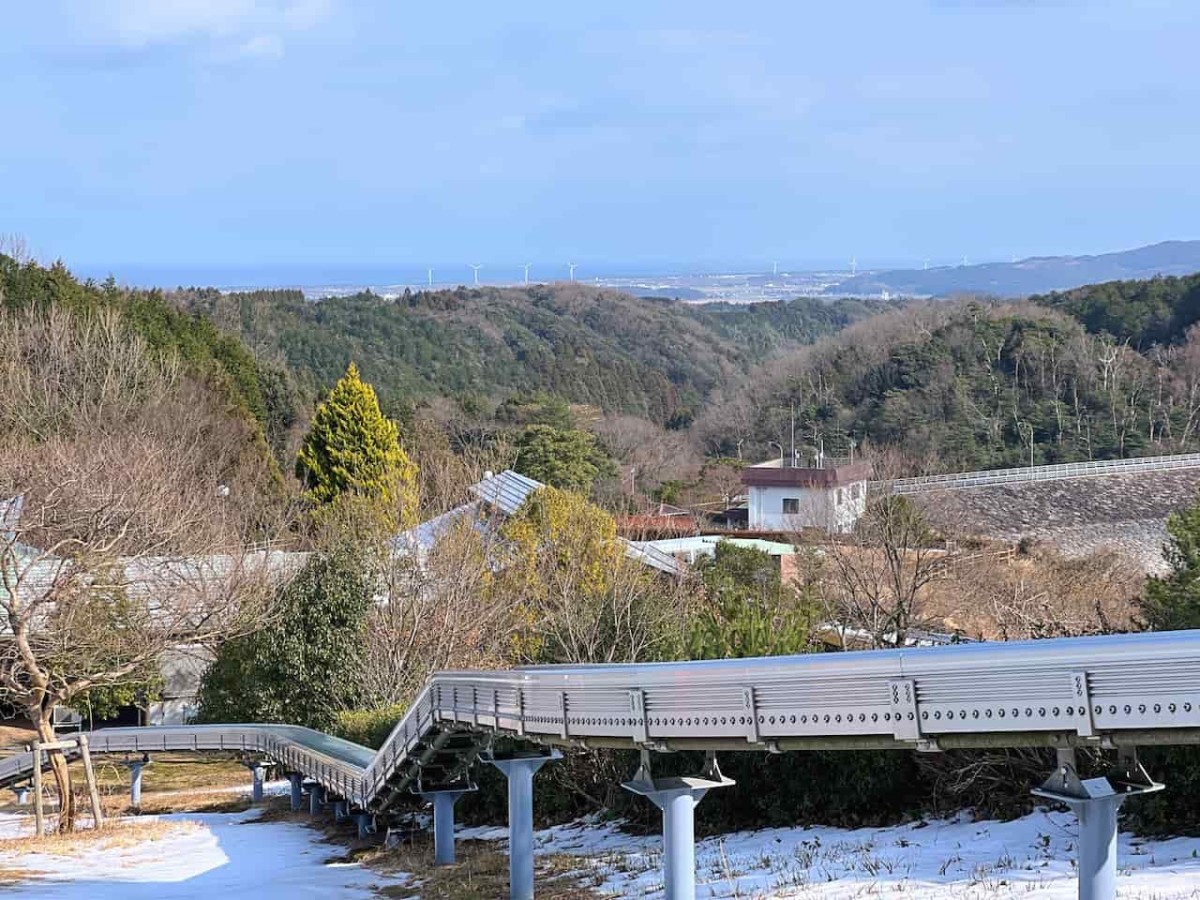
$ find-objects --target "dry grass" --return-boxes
[0,817,200,856]
[0,752,260,820]
[0,720,37,753]
[77,753,250,794]
[0,864,45,883]
[363,836,600,900]
[105,788,252,817]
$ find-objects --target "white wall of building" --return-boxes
[748,480,866,532]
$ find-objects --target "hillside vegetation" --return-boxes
[697,296,1200,474]
[1033,271,1200,347]
[0,255,304,462]
[173,285,879,426]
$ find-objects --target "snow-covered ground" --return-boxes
[0,807,404,898]
[3,803,1200,898]
[465,810,1200,899]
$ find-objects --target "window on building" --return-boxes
[782,497,800,514]
[836,488,844,505]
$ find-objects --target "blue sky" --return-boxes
[3,1,1200,279]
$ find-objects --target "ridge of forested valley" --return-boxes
[9,252,1200,498]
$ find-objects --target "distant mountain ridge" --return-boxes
[835,240,1200,298]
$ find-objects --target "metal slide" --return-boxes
[5,630,1199,900]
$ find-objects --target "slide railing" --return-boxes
[7,630,1200,900]
[7,631,1200,805]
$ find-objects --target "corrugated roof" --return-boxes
[0,495,23,537]
[622,540,687,576]
[470,470,542,515]
[467,471,687,578]
[391,502,483,557]
[634,535,795,558]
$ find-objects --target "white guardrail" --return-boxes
[6,630,1200,810]
[875,452,1200,495]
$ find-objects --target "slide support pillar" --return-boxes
[289,773,304,811]
[419,788,473,865]
[1032,747,1163,900]
[622,751,734,900]
[487,751,561,900]
[125,756,151,810]
[247,761,266,804]
[355,812,373,840]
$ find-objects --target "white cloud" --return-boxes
[77,0,330,54]
[237,34,285,60]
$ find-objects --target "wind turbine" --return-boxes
[469,264,482,286]
[522,263,532,284]
[850,257,857,277]
[568,262,577,282]
[772,261,778,276]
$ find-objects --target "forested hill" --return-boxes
[835,240,1200,298]
[1032,271,1200,347]
[697,298,1200,474]
[0,255,303,461]
[175,284,880,426]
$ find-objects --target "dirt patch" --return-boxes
[362,836,601,899]
[110,788,252,817]
[235,797,304,823]
[78,753,250,794]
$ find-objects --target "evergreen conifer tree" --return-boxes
[1144,499,1200,630]
[295,363,418,527]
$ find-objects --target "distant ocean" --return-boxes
[75,261,866,289]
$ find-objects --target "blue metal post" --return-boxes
[641,787,706,900]
[128,761,148,809]
[355,812,373,840]
[309,783,324,816]
[622,753,733,900]
[1069,795,1124,900]
[489,754,558,900]
[335,800,349,822]
[419,789,470,865]
[1031,748,1162,900]
[289,773,304,812]
[248,763,266,804]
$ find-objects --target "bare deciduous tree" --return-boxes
[363,516,513,706]
[817,494,947,648]
[0,307,286,832]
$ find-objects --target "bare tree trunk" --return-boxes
[32,707,75,833]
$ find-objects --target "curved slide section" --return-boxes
[6,630,1200,899]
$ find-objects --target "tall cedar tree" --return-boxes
[295,363,418,527]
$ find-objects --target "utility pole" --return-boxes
[790,403,796,466]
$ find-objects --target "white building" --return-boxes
[742,457,871,533]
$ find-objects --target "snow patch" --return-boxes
[0,808,407,898]
[464,810,1200,898]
